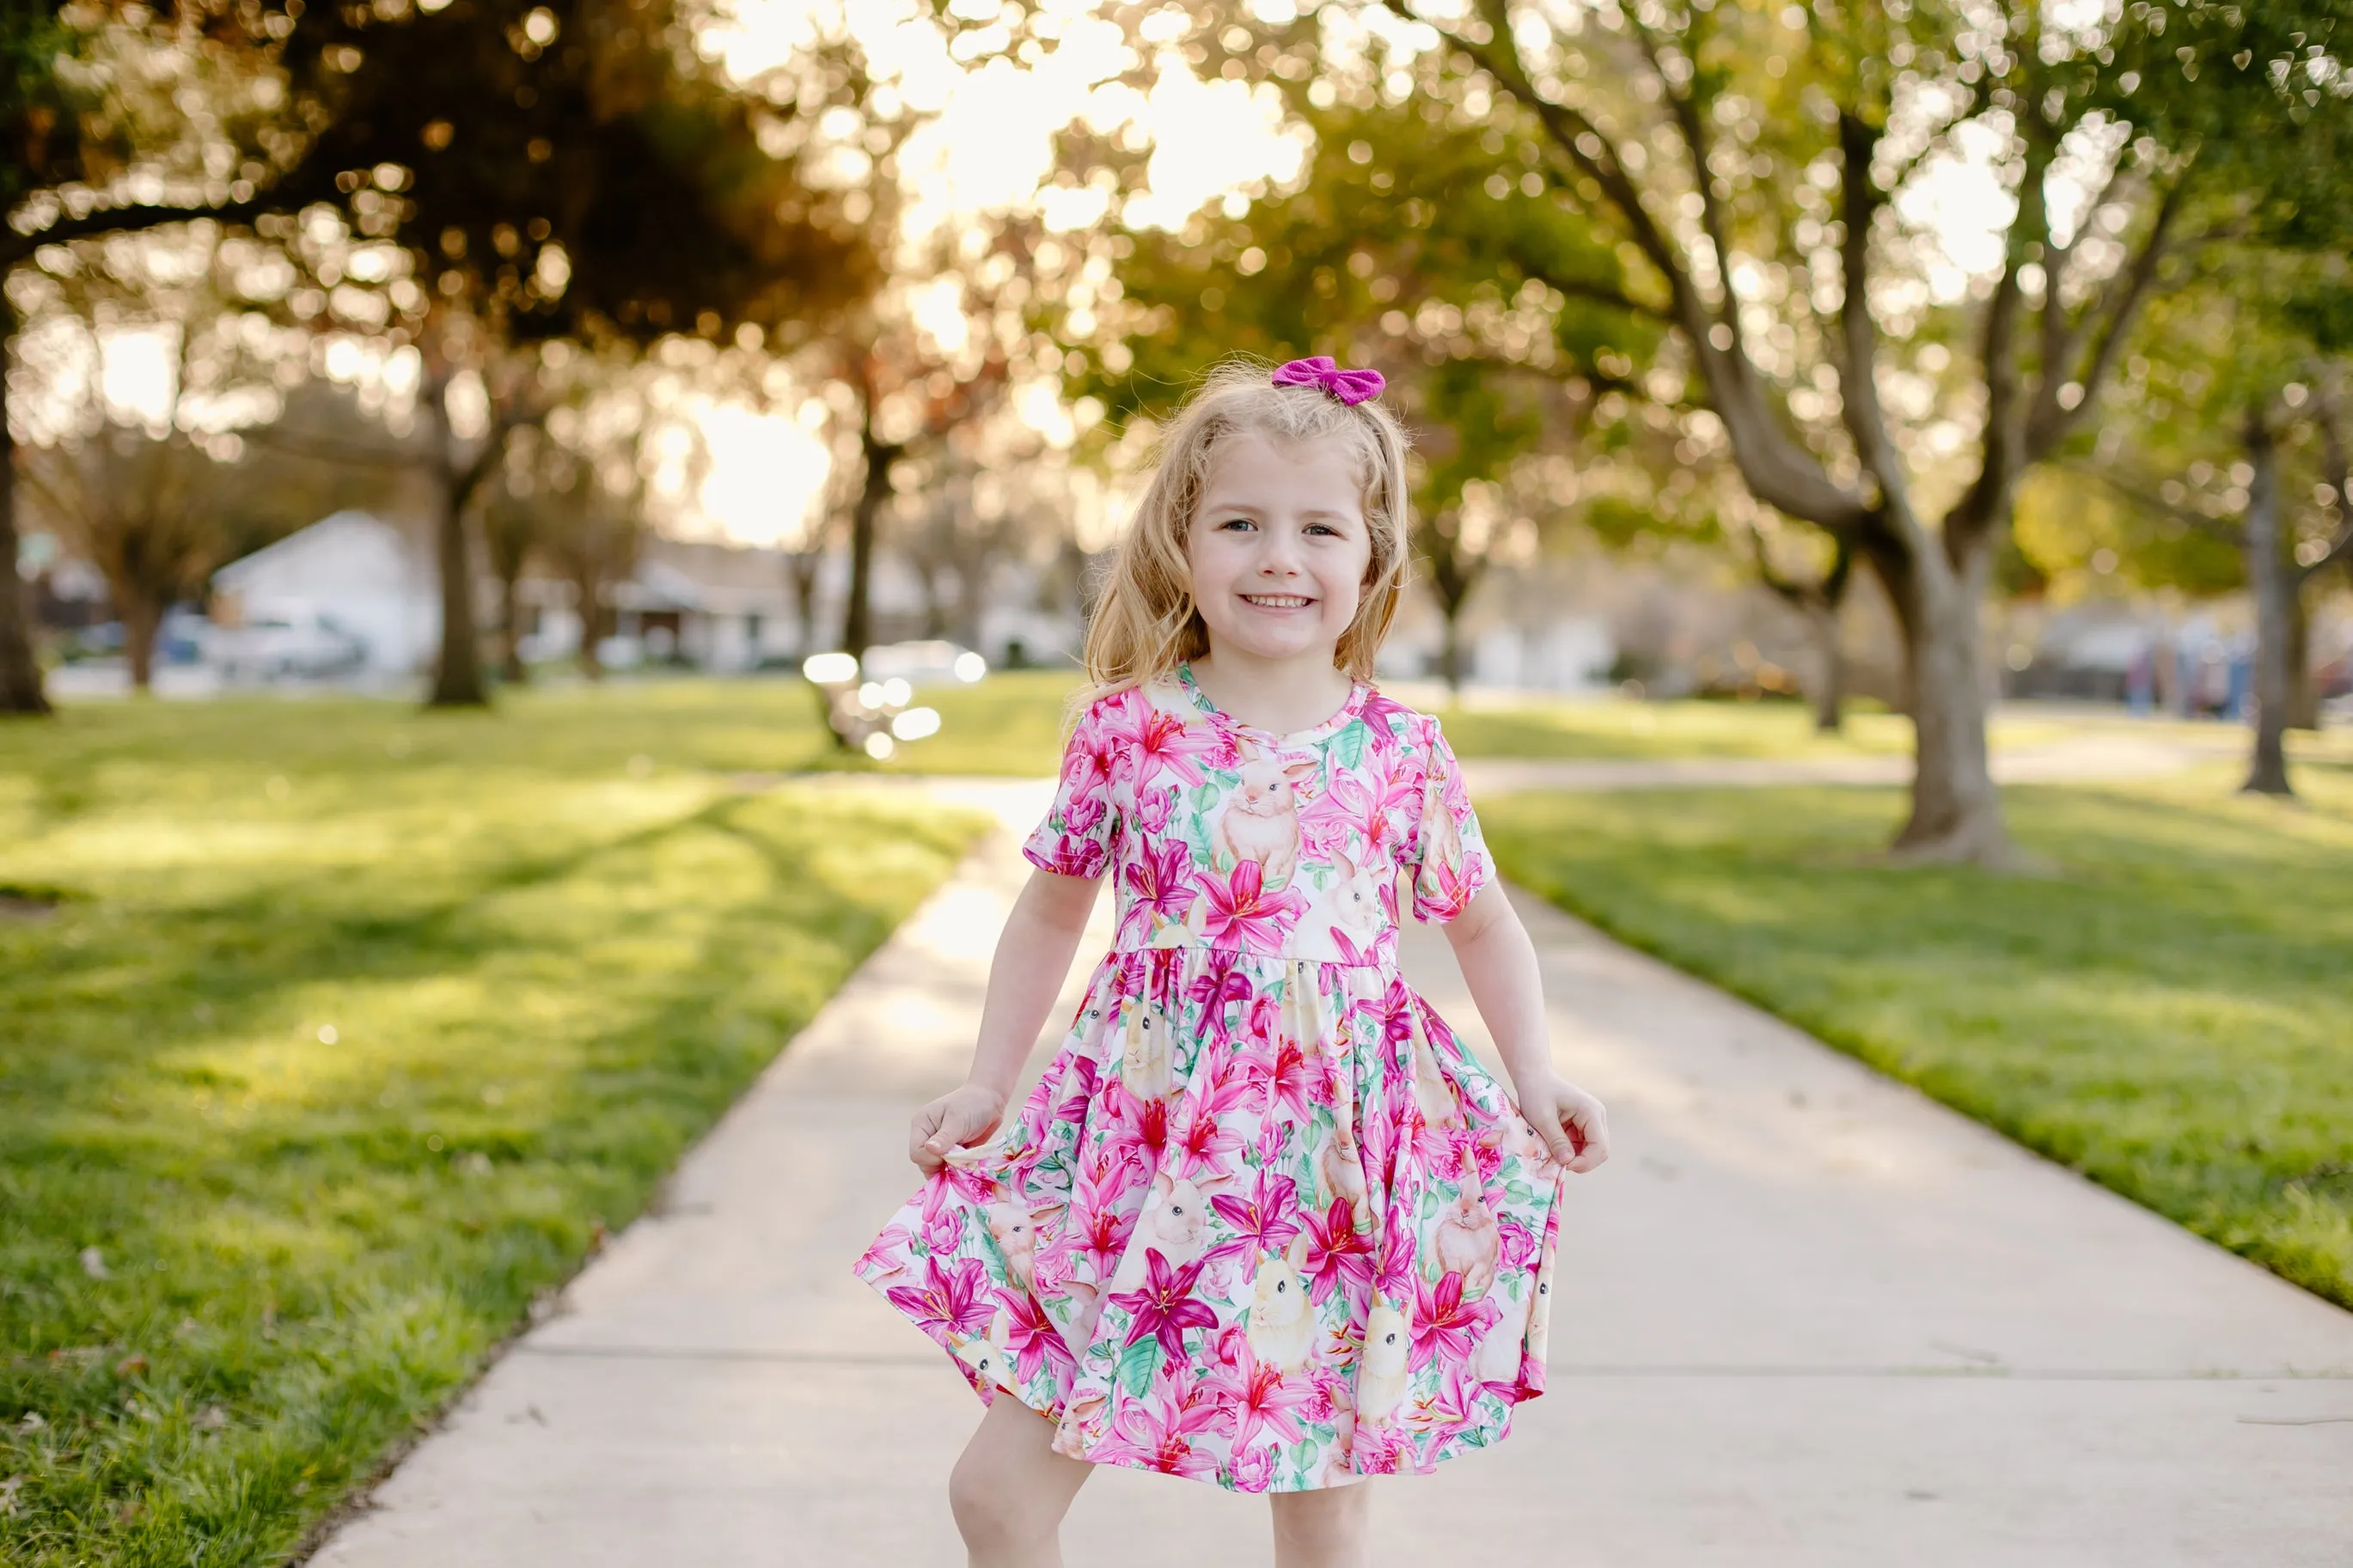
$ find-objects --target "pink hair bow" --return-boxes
[1270,356,1385,406]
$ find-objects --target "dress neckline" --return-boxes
[1176,662,1370,747]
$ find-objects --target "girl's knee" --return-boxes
[948,1412,1074,1553]
[1269,1481,1373,1562]
[948,1450,1027,1550]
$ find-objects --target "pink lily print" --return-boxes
[886,1255,994,1342]
[1414,851,1481,923]
[1109,702,1225,787]
[1186,953,1256,1046]
[1110,1248,1221,1361]
[1407,1271,1500,1374]
[1362,979,1417,1057]
[1265,1035,1315,1126]
[1166,1073,1250,1182]
[1091,1382,1228,1480]
[1066,1165,1138,1288]
[1374,1199,1421,1303]
[1209,1168,1303,1255]
[1299,1197,1376,1308]
[994,1286,1079,1385]
[1121,837,1197,936]
[1197,859,1302,950]
[1298,760,1419,863]
[1210,1326,1313,1449]
[1101,1080,1172,1173]
[1329,923,1387,968]
[1414,1355,1514,1436]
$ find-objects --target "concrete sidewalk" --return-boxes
[312,783,2353,1568]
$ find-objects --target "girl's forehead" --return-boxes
[1200,428,1366,515]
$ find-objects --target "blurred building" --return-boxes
[210,510,437,679]
[199,510,1081,680]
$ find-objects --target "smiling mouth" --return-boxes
[1241,594,1314,609]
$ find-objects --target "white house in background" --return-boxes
[209,512,982,678]
[210,510,437,677]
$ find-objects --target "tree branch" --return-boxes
[241,424,424,471]
[1835,110,1923,543]
[1621,9,1737,330]
[1396,0,1875,538]
[2076,462,2246,545]
[1945,134,2057,563]
[1428,0,1698,318]
[1547,274,1677,324]
[2,193,273,263]
[2027,171,2190,462]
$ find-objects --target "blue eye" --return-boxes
[1219,517,1256,531]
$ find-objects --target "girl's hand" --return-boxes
[908,1083,1007,1174]
[1517,1072,1610,1174]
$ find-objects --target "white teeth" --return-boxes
[1244,595,1311,607]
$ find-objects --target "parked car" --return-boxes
[210,601,369,682]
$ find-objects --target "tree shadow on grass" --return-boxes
[0,785,981,1568]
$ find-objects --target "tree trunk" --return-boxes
[1437,606,1466,694]
[788,548,822,659]
[841,423,893,662]
[122,591,161,693]
[572,570,605,681]
[0,326,52,717]
[1872,540,2014,862]
[1805,599,1845,733]
[2283,587,2319,731]
[425,375,488,708]
[498,567,527,686]
[2241,406,2294,796]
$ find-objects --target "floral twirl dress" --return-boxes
[854,666,1565,1492]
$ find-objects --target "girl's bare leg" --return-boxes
[1269,1480,1373,1568]
[948,1398,1094,1568]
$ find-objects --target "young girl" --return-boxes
[855,357,1610,1568]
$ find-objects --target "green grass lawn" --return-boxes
[1482,763,2353,1312]
[0,691,985,1566]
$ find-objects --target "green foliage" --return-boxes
[1485,768,2353,1312]
[2013,467,2243,598]
[2087,241,2353,591]
[0,684,983,1565]
[1053,64,1659,608]
[272,0,880,346]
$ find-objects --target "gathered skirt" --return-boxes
[854,943,1565,1492]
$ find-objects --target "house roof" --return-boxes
[212,511,428,598]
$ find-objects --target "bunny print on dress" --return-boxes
[1212,740,1317,891]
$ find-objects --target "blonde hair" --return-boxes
[1078,358,1413,711]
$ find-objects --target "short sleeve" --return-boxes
[1407,717,1490,923]
[1021,702,1121,879]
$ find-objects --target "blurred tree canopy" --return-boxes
[1050,63,1663,685]
[2071,236,2353,792]
[3,0,887,711]
[1050,0,2350,863]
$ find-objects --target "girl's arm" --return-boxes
[908,866,1102,1173]
[1442,882,1610,1174]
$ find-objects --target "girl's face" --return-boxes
[1186,430,1373,667]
